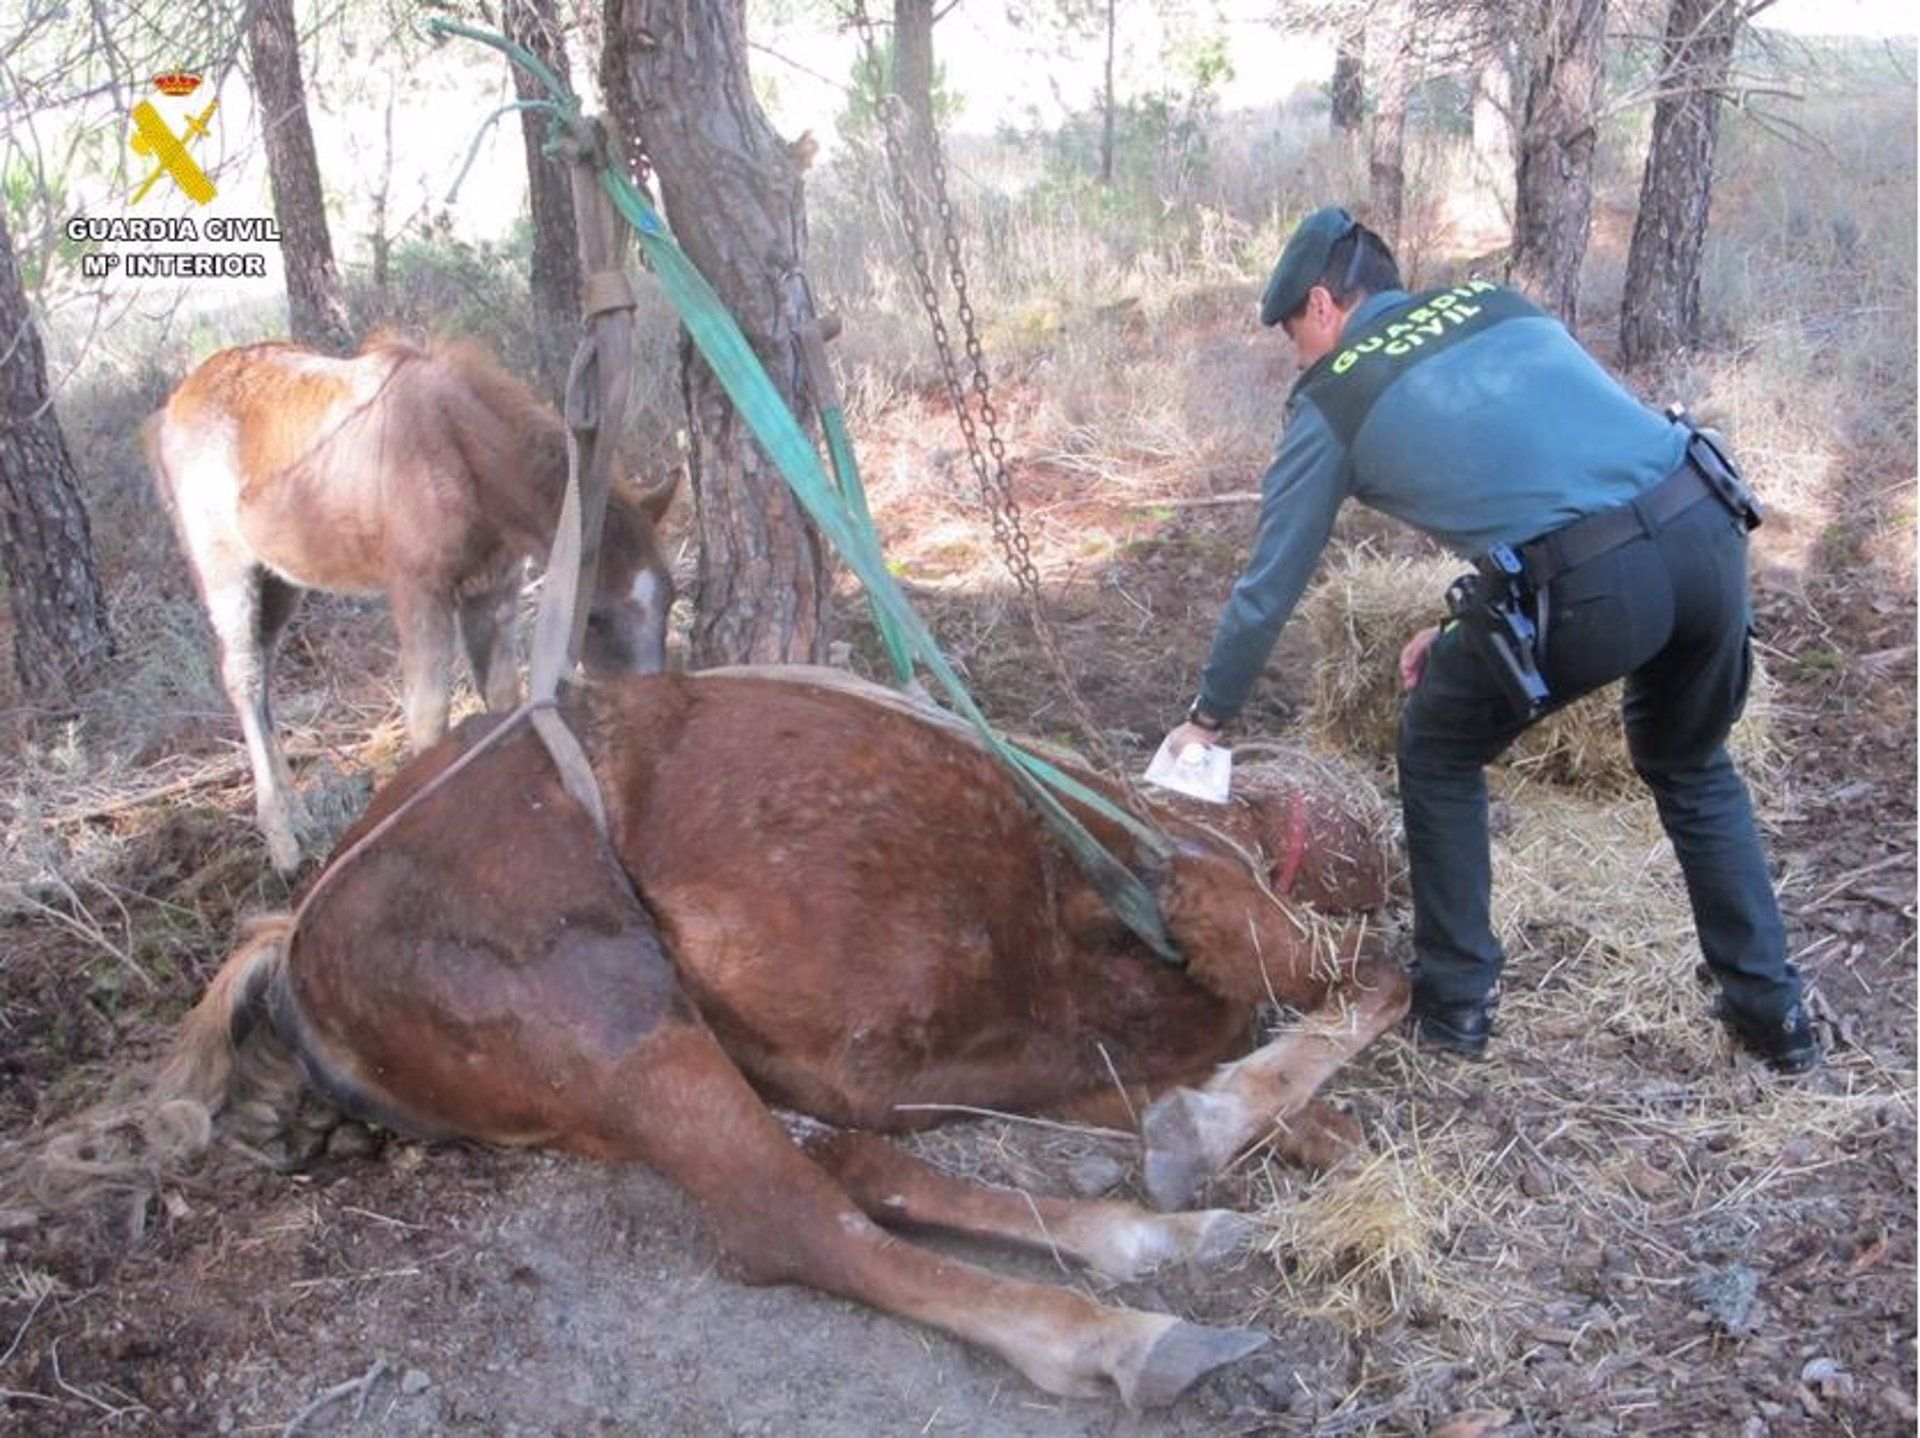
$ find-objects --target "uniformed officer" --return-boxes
[1161,205,1816,1073]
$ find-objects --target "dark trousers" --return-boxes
[1396,496,1801,1025]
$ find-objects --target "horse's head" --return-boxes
[1153,756,1399,1010]
[585,470,679,674]
[1228,760,1397,913]
[1148,834,1326,1009]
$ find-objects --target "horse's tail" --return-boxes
[0,916,305,1223]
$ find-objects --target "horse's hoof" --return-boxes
[265,830,302,878]
[1184,1209,1261,1270]
[1141,1087,1231,1212]
[1117,1319,1269,1409]
[1091,1207,1258,1283]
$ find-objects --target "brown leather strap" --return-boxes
[582,267,635,316]
[530,702,608,830]
[794,317,841,415]
[524,115,635,832]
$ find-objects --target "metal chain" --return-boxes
[849,3,1146,797]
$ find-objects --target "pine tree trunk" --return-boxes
[892,0,938,227]
[0,213,112,704]
[1366,0,1413,247]
[1099,0,1117,185]
[247,0,353,352]
[1471,49,1517,218]
[603,0,826,667]
[506,0,583,402]
[1619,0,1742,365]
[893,0,937,152]
[1331,22,1365,134]
[1510,0,1608,330]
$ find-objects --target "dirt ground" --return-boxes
[1,296,1914,1436]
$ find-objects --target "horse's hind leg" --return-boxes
[1140,955,1409,1211]
[457,568,522,713]
[389,583,458,749]
[582,1026,1267,1408]
[255,574,303,756]
[161,425,307,872]
[200,556,302,874]
[802,1130,1258,1283]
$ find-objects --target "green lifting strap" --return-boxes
[428,19,1179,964]
[819,403,915,685]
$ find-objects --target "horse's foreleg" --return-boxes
[1139,956,1408,1211]
[583,1026,1266,1408]
[1058,1084,1365,1179]
[457,570,522,713]
[390,586,456,749]
[802,1129,1258,1284]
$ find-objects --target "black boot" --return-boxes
[1717,998,1819,1074]
[1408,996,1494,1058]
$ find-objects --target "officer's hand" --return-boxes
[1165,722,1222,752]
[1400,624,1441,691]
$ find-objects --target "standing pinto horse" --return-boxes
[79,670,1408,1408]
[144,338,676,873]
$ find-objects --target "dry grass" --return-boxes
[1229,786,1911,1426]
[1256,1134,1458,1330]
[1296,550,1462,761]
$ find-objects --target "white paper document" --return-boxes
[1142,738,1233,804]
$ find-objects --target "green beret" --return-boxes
[1259,206,1356,327]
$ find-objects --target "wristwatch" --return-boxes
[1186,697,1224,732]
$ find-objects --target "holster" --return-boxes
[1445,543,1551,721]
[1668,405,1764,531]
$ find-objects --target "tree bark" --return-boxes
[1331,20,1365,134]
[1366,0,1414,248]
[1619,0,1743,365]
[891,0,938,226]
[505,0,584,402]
[247,0,353,353]
[1509,0,1608,330]
[0,211,112,704]
[1470,48,1517,217]
[893,0,937,153]
[1099,0,1117,185]
[603,0,826,667]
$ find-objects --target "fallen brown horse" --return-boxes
[144,337,677,874]
[88,670,1409,1407]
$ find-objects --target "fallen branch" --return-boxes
[44,763,256,826]
[50,1337,149,1419]
[0,1289,50,1368]
[41,730,385,829]
[282,1358,389,1437]
[889,1102,1132,1141]
[1801,850,1913,910]
[1118,491,1262,509]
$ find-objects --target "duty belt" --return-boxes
[1517,460,1714,589]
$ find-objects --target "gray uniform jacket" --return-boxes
[1198,283,1688,722]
